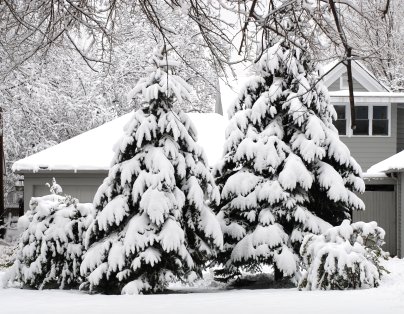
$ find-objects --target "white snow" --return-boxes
[1,257,404,313]
[140,188,172,226]
[12,112,226,172]
[158,219,185,252]
[219,75,252,119]
[367,150,404,174]
[278,154,313,190]
[274,247,298,276]
[97,195,129,231]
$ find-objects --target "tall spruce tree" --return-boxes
[80,46,223,295]
[214,39,365,281]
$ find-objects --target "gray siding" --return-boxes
[353,187,397,256]
[399,174,404,258]
[327,74,369,92]
[339,103,397,172]
[328,79,340,91]
[351,76,368,92]
[23,172,106,212]
[397,107,404,152]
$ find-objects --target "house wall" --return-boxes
[328,79,340,91]
[325,70,397,171]
[337,103,397,172]
[23,172,106,212]
[399,173,404,258]
[397,107,404,152]
[327,75,369,92]
[353,176,399,257]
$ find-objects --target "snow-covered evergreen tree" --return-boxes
[299,220,388,290]
[214,39,365,281]
[3,194,94,289]
[80,46,223,295]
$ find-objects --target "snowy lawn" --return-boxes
[1,258,404,314]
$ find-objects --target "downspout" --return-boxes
[397,172,403,258]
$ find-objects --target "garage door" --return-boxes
[353,185,397,256]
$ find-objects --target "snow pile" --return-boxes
[81,46,223,295]
[2,194,94,289]
[299,220,388,290]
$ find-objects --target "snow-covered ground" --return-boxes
[1,258,404,314]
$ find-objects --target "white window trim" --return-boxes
[340,75,349,90]
[336,104,391,137]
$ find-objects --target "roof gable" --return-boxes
[323,60,389,92]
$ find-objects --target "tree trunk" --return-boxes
[274,264,284,281]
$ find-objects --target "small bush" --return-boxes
[2,194,94,289]
[0,243,18,270]
[299,219,388,290]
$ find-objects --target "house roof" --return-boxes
[322,60,390,92]
[218,60,400,120]
[12,112,227,173]
[367,150,404,174]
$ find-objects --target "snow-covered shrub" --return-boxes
[81,46,223,295]
[0,243,18,270]
[214,38,364,281]
[46,177,63,195]
[2,194,94,289]
[299,220,388,290]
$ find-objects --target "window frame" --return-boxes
[333,105,348,136]
[352,105,370,136]
[333,103,390,137]
[372,105,389,136]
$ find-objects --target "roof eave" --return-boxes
[14,169,109,175]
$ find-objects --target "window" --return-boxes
[372,106,388,135]
[334,105,346,135]
[353,106,369,135]
[365,185,394,191]
[332,104,389,137]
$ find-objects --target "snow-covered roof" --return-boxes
[367,150,404,174]
[13,112,227,173]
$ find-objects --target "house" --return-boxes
[324,61,404,258]
[12,112,226,208]
[12,61,404,257]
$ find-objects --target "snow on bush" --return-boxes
[46,177,63,195]
[0,243,18,270]
[2,194,94,289]
[299,220,388,290]
[81,46,223,295]
[214,38,363,281]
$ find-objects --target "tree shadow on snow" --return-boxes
[166,272,295,294]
